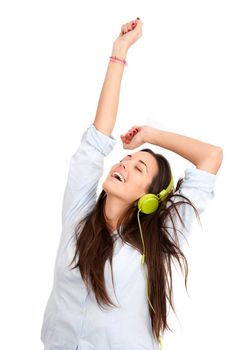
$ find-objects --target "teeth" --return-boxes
[112,172,125,182]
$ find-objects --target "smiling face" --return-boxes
[102,151,159,205]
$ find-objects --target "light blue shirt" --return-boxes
[40,124,217,350]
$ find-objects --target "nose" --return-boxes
[120,162,126,169]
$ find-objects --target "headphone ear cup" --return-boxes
[137,194,159,214]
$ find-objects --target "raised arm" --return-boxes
[120,125,223,175]
[93,44,127,137]
[144,126,223,174]
[61,19,143,228]
[93,18,143,137]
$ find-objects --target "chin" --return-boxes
[102,178,123,197]
[102,180,113,195]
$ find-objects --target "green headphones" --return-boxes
[137,176,174,350]
[137,176,174,214]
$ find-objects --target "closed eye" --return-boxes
[120,160,143,173]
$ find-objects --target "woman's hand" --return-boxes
[120,125,148,150]
[113,18,143,51]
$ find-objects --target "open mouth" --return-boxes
[111,172,125,183]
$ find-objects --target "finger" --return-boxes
[121,24,127,34]
[126,23,132,32]
[133,19,143,33]
[127,129,138,137]
[130,21,137,29]
[122,128,137,139]
[136,18,143,25]
[125,134,133,141]
[121,19,142,35]
[127,128,135,135]
[122,133,131,141]
[129,126,139,132]
[122,23,132,34]
[131,128,138,135]
[121,135,130,144]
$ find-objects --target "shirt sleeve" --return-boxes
[61,123,118,227]
[164,167,217,247]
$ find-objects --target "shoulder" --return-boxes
[173,167,217,214]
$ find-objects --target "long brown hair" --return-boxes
[69,148,200,343]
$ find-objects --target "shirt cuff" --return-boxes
[181,167,217,192]
[81,123,118,157]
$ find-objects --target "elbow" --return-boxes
[196,146,223,175]
[213,146,223,169]
[207,146,223,174]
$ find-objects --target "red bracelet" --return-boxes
[109,55,128,66]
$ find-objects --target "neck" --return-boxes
[103,194,130,232]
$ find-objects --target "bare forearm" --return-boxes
[93,43,128,137]
[144,126,223,174]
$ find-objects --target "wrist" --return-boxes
[142,126,159,145]
[112,42,128,60]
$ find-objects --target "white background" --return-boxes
[0,1,232,349]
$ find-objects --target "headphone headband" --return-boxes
[157,176,174,201]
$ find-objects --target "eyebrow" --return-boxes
[125,154,148,173]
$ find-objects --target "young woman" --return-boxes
[40,18,223,350]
